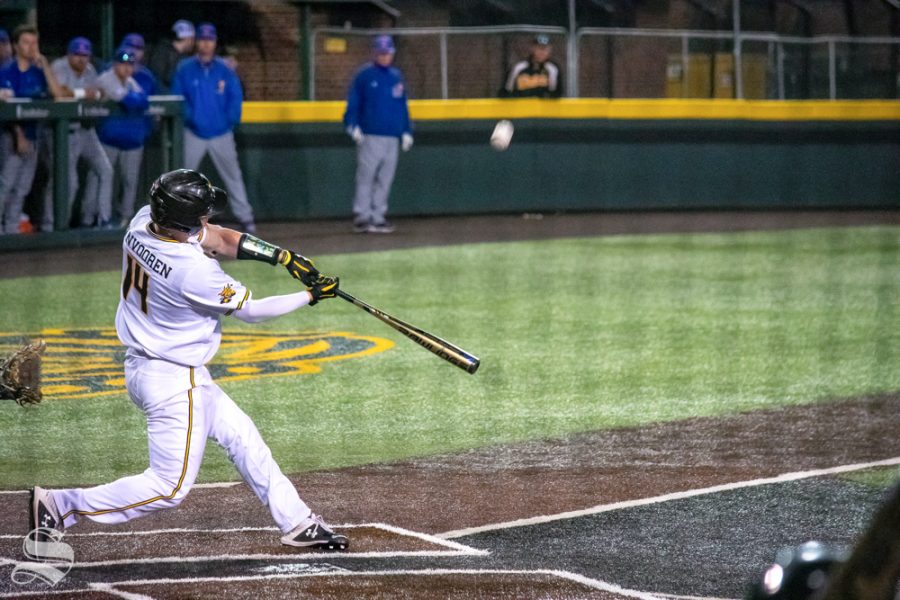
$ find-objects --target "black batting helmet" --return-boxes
[149,169,227,233]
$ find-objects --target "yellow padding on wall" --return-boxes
[241,98,900,124]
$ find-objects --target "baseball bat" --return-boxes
[336,289,480,374]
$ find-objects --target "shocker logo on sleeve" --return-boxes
[218,284,237,304]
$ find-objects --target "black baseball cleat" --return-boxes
[281,514,349,551]
[30,486,64,538]
[368,220,395,234]
[352,220,370,233]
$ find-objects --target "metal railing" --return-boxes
[311,25,900,101]
[311,25,567,101]
[0,97,183,231]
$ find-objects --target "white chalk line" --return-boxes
[0,522,486,556]
[83,568,665,600]
[439,455,900,539]
[0,522,486,570]
[657,594,738,600]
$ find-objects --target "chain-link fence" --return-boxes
[312,26,900,101]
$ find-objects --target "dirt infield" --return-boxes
[1,392,897,598]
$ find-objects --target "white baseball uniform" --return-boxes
[53,206,313,534]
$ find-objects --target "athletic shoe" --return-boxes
[281,514,349,551]
[18,217,34,234]
[30,487,64,537]
[368,221,395,234]
[353,220,370,233]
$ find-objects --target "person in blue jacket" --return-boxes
[0,25,64,235]
[171,22,255,233]
[343,35,413,234]
[95,47,150,226]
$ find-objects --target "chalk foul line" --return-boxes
[438,456,900,539]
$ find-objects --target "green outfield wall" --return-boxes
[228,99,900,221]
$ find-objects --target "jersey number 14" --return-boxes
[122,254,150,314]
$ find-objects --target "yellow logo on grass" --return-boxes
[0,328,394,401]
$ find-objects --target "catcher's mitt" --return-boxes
[0,339,45,406]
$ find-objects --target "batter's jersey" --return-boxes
[115,206,250,367]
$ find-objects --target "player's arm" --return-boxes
[201,224,321,287]
[230,276,339,323]
[39,55,66,99]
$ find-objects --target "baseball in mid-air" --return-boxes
[490,120,514,151]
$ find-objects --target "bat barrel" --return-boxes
[337,289,480,374]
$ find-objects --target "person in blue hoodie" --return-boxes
[171,22,255,233]
[343,35,413,234]
[95,47,150,226]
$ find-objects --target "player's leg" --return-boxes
[204,380,309,533]
[3,142,39,235]
[0,131,23,234]
[369,135,399,229]
[206,132,255,230]
[51,361,209,528]
[183,129,206,171]
[68,129,92,227]
[81,130,114,226]
[352,135,381,230]
[118,146,143,225]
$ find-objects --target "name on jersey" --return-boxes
[125,232,173,279]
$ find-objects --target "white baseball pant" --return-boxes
[53,355,311,533]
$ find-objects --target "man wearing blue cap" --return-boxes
[119,33,157,97]
[95,47,150,226]
[172,22,256,232]
[0,25,65,235]
[343,35,413,233]
[48,36,114,229]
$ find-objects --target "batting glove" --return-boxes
[308,275,339,306]
[348,126,364,145]
[401,133,414,152]
[282,249,320,287]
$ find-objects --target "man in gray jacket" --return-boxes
[48,36,114,229]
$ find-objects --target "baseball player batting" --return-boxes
[30,169,348,551]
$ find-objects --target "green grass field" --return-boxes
[0,225,897,488]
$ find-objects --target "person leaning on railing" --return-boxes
[47,36,115,230]
[95,47,151,228]
[0,24,64,236]
[499,34,563,99]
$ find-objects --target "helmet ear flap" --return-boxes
[210,186,227,214]
[148,169,224,233]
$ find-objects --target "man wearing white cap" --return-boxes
[148,19,194,93]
